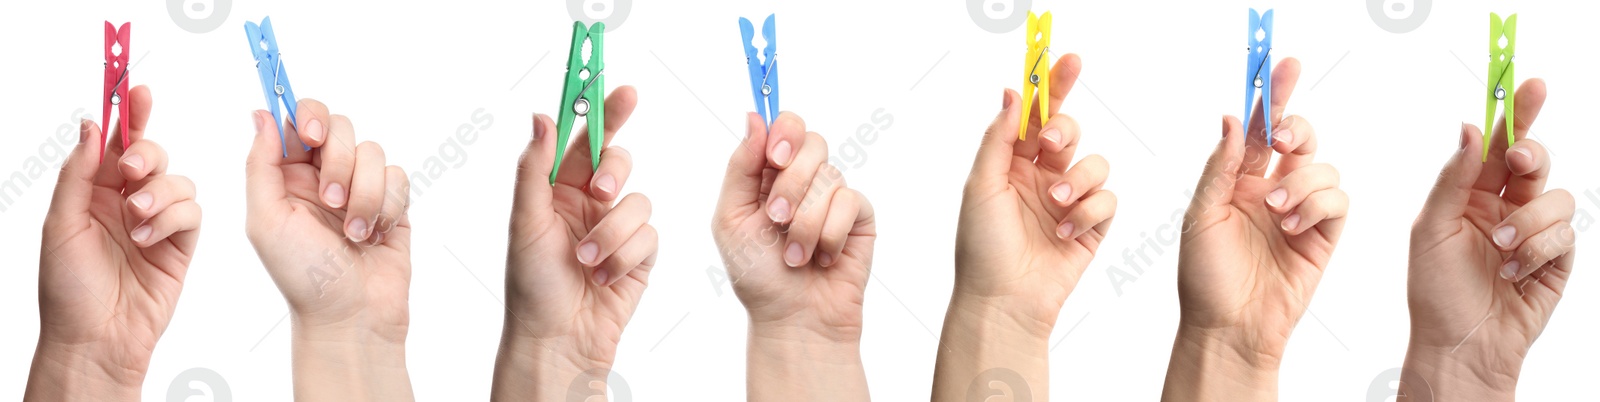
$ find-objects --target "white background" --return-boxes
[0,0,1596,400]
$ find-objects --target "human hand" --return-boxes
[712,111,875,401]
[27,86,202,401]
[491,86,660,401]
[1162,58,1348,402]
[933,54,1117,401]
[1400,79,1573,401]
[244,100,414,401]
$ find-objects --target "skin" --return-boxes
[1161,58,1350,402]
[712,111,877,401]
[1400,79,1575,401]
[244,99,415,401]
[931,54,1118,401]
[26,86,203,401]
[490,86,660,401]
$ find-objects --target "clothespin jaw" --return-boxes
[740,14,779,128]
[552,21,606,185]
[1020,11,1051,140]
[102,21,131,161]
[1245,9,1274,146]
[245,17,307,158]
[1485,13,1517,161]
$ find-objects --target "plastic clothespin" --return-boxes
[1021,11,1051,140]
[740,14,779,128]
[244,17,309,158]
[102,21,131,161]
[552,21,606,185]
[1485,13,1517,162]
[1245,9,1274,146]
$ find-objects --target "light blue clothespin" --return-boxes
[740,14,779,127]
[1245,9,1274,145]
[245,17,308,157]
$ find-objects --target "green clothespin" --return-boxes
[552,21,606,184]
[1484,13,1516,162]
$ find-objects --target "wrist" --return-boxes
[24,339,144,401]
[1160,323,1279,402]
[747,322,869,401]
[1399,341,1519,401]
[932,294,1052,401]
[290,315,413,401]
[492,321,613,401]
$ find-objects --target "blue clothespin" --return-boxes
[739,14,779,127]
[245,17,308,157]
[1245,9,1274,145]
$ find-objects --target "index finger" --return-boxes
[1242,57,1301,178]
[1474,78,1547,198]
[556,85,638,188]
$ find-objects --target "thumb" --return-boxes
[717,112,770,211]
[245,110,290,216]
[512,114,559,229]
[1187,116,1247,224]
[967,89,1022,192]
[1416,124,1484,228]
[46,119,103,223]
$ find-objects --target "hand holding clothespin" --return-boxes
[1244,9,1274,146]
[245,17,309,158]
[1021,12,1051,140]
[552,21,607,185]
[740,14,779,128]
[102,21,131,161]
[1485,13,1517,162]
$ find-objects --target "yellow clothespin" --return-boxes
[1021,11,1051,140]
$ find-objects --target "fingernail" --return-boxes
[1271,127,1292,145]
[592,268,610,286]
[121,154,144,172]
[306,119,325,143]
[1493,226,1516,249]
[252,111,263,129]
[324,183,347,208]
[1002,89,1013,110]
[1281,213,1301,231]
[768,197,791,223]
[771,141,793,167]
[1265,188,1288,208]
[346,217,369,241]
[577,242,599,265]
[1050,183,1073,203]
[532,116,546,141]
[1500,260,1520,280]
[129,192,153,211]
[130,225,152,243]
[784,242,803,267]
[817,252,834,267]
[1056,221,1075,239]
[1509,148,1534,173]
[594,174,617,195]
[1041,128,1061,144]
[79,119,91,143]
[1459,123,1470,149]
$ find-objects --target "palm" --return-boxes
[40,185,192,368]
[1180,175,1336,345]
[251,162,412,336]
[716,199,873,333]
[956,159,1099,322]
[1409,190,1552,351]
[506,182,650,362]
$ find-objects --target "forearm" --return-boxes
[491,324,612,402]
[931,294,1050,402]
[1399,341,1520,402]
[24,339,143,401]
[291,318,413,402]
[747,322,869,402]
[1160,324,1279,402]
